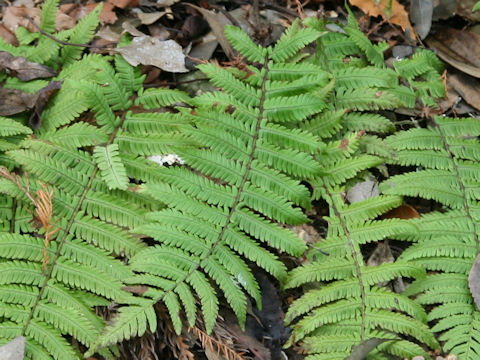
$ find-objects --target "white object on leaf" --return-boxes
[148,154,184,166]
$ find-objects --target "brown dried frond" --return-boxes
[191,326,247,360]
[0,168,60,269]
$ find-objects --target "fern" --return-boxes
[283,15,444,359]
[0,3,457,358]
[0,3,190,358]
[381,116,480,359]
[91,19,326,351]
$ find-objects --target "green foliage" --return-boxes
[0,2,187,358]
[284,15,445,359]
[0,3,467,360]
[381,116,480,359]
[94,19,326,349]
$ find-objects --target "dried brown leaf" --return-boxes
[0,51,56,81]
[29,80,62,129]
[109,0,138,10]
[448,71,480,111]
[426,28,480,78]
[0,88,37,116]
[349,0,416,40]
[0,24,18,45]
[3,6,75,33]
[186,4,235,60]
[137,11,166,25]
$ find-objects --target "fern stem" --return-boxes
[9,197,16,234]
[20,113,127,334]
[324,184,367,341]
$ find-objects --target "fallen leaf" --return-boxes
[292,224,322,246]
[29,80,62,129]
[456,0,480,22]
[186,4,235,60]
[0,52,56,81]
[188,34,218,61]
[345,338,391,360]
[0,88,38,116]
[156,0,180,6]
[3,7,41,33]
[115,36,188,72]
[98,2,118,25]
[137,11,166,25]
[96,26,123,42]
[122,285,149,295]
[0,336,25,360]
[448,70,480,111]
[426,28,480,78]
[109,0,138,9]
[437,85,475,115]
[410,0,433,39]
[61,3,117,25]
[346,178,379,203]
[367,241,394,267]
[469,253,480,310]
[3,6,75,33]
[180,15,209,41]
[383,204,420,219]
[348,0,416,40]
[121,19,146,37]
[0,24,18,45]
[0,80,61,121]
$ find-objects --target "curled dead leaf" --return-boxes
[0,52,56,81]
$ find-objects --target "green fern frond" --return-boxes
[0,41,172,358]
[114,55,146,96]
[60,4,102,65]
[96,21,326,348]
[3,77,49,93]
[285,190,435,357]
[40,0,59,34]
[270,19,321,62]
[93,144,129,190]
[381,116,480,359]
[224,25,268,63]
[282,15,446,358]
[0,118,32,137]
[135,88,191,108]
[40,82,90,131]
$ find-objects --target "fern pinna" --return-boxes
[92,20,328,349]
[0,0,192,358]
[381,116,480,359]
[283,14,444,360]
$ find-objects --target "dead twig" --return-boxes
[24,14,113,50]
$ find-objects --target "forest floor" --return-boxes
[1,0,480,359]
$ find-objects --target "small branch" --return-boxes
[24,15,113,50]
